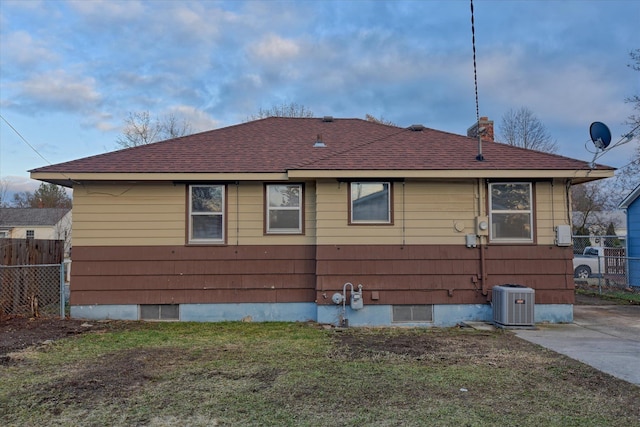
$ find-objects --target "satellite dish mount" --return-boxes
[588,121,611,168]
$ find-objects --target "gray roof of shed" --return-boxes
[0,208,70,227]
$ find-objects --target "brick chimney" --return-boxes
[467,116,494,142]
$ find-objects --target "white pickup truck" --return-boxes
[573,246,605,279]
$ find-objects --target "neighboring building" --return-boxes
[618,184,640,287]
[30,117,613,325]
[571,211,627,238]
[0,207,72,257]
[571,210,627,252]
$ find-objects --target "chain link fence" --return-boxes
[571,235,640,289]
[572,235,625,255]
[0,264,64,318]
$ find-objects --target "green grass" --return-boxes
[576,287,640,304]
[1,322,638,426]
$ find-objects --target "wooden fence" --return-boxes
[1,239,65,318]
[0,238,64,266]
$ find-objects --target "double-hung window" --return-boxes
[266,184,303,234]
[189,185,225,243]
[349,182,392,224]
[489,182,533,242]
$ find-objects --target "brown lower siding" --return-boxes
[70,244,574,306]
[315,245,574,305]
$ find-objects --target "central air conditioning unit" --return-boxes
[492,284,535,328]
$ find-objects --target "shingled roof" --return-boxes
[0,208,70,227]
[30,117,612,176]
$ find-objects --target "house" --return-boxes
[618,183,640,287]
[0,207,72,257]
[571,210,627,252]
[29,117,613,325]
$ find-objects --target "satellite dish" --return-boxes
[589,122,612,150]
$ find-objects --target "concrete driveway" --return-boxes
[514,305,640,386]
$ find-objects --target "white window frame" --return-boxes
[188,184,225,244]
[265,184,303,234]
[26,229,35,239]
[489,182,533,243]
[349,181,392,224]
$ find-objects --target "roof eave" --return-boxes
[286,169,615,181]
[30,171,290,186]
[618,183,640,209]
[31,168,614,185]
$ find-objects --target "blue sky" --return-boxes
[1,0,638,194]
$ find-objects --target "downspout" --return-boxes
[477,178,488,296]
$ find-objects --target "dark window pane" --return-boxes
[269,210,300,230]
[192,186,222,213]
[192,215,223,240]
[491,213,531,239]
[491,183,530,210]
[352,182,389,222]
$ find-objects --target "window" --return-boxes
[189,185,225,243]
[489,182,533,242]
[350,182,391,224]
[26,230,35,239]
[266,184,303,234]
[393,305,433,322]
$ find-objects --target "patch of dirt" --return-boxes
[331,329,524,365]
[0,316,130,360]
[32,347,185,410]
[330,327,635,403]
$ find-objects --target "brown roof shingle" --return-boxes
[30,117,611,174]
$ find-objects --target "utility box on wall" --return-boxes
[492,284,535,328]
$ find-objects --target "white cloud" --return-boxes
[1,31,58,69]
[477,49,633,126]
[1,176,41,193]
[67,0,145,20]
[165,105,220,132]
[250,34,301,61]
[17,70,102,112]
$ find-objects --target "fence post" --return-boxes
[59,263,65,318]
[597,255,602,294]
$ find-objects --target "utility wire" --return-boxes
[0,113,77,185]
[0,113,53,166]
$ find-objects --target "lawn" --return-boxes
[1,321,638,426]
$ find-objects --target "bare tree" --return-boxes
[498,107,558,153]
[116,111,192,149]
[619,48,640,190]
[626,48,640,129]
[0,178,9,207]
[247,102,314,121]
[598,49,640,205]
[571,182,614,235]
[365,114,397,126]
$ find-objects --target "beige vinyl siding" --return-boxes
[231,182,316,245]
[73,181,316,246]
[534,179,571,245]
[316,179,478,245]
[72,179,569,247]
[72,183,185,246]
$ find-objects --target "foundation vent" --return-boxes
[140,304,179,321]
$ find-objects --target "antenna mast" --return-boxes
[470,0,484,161]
